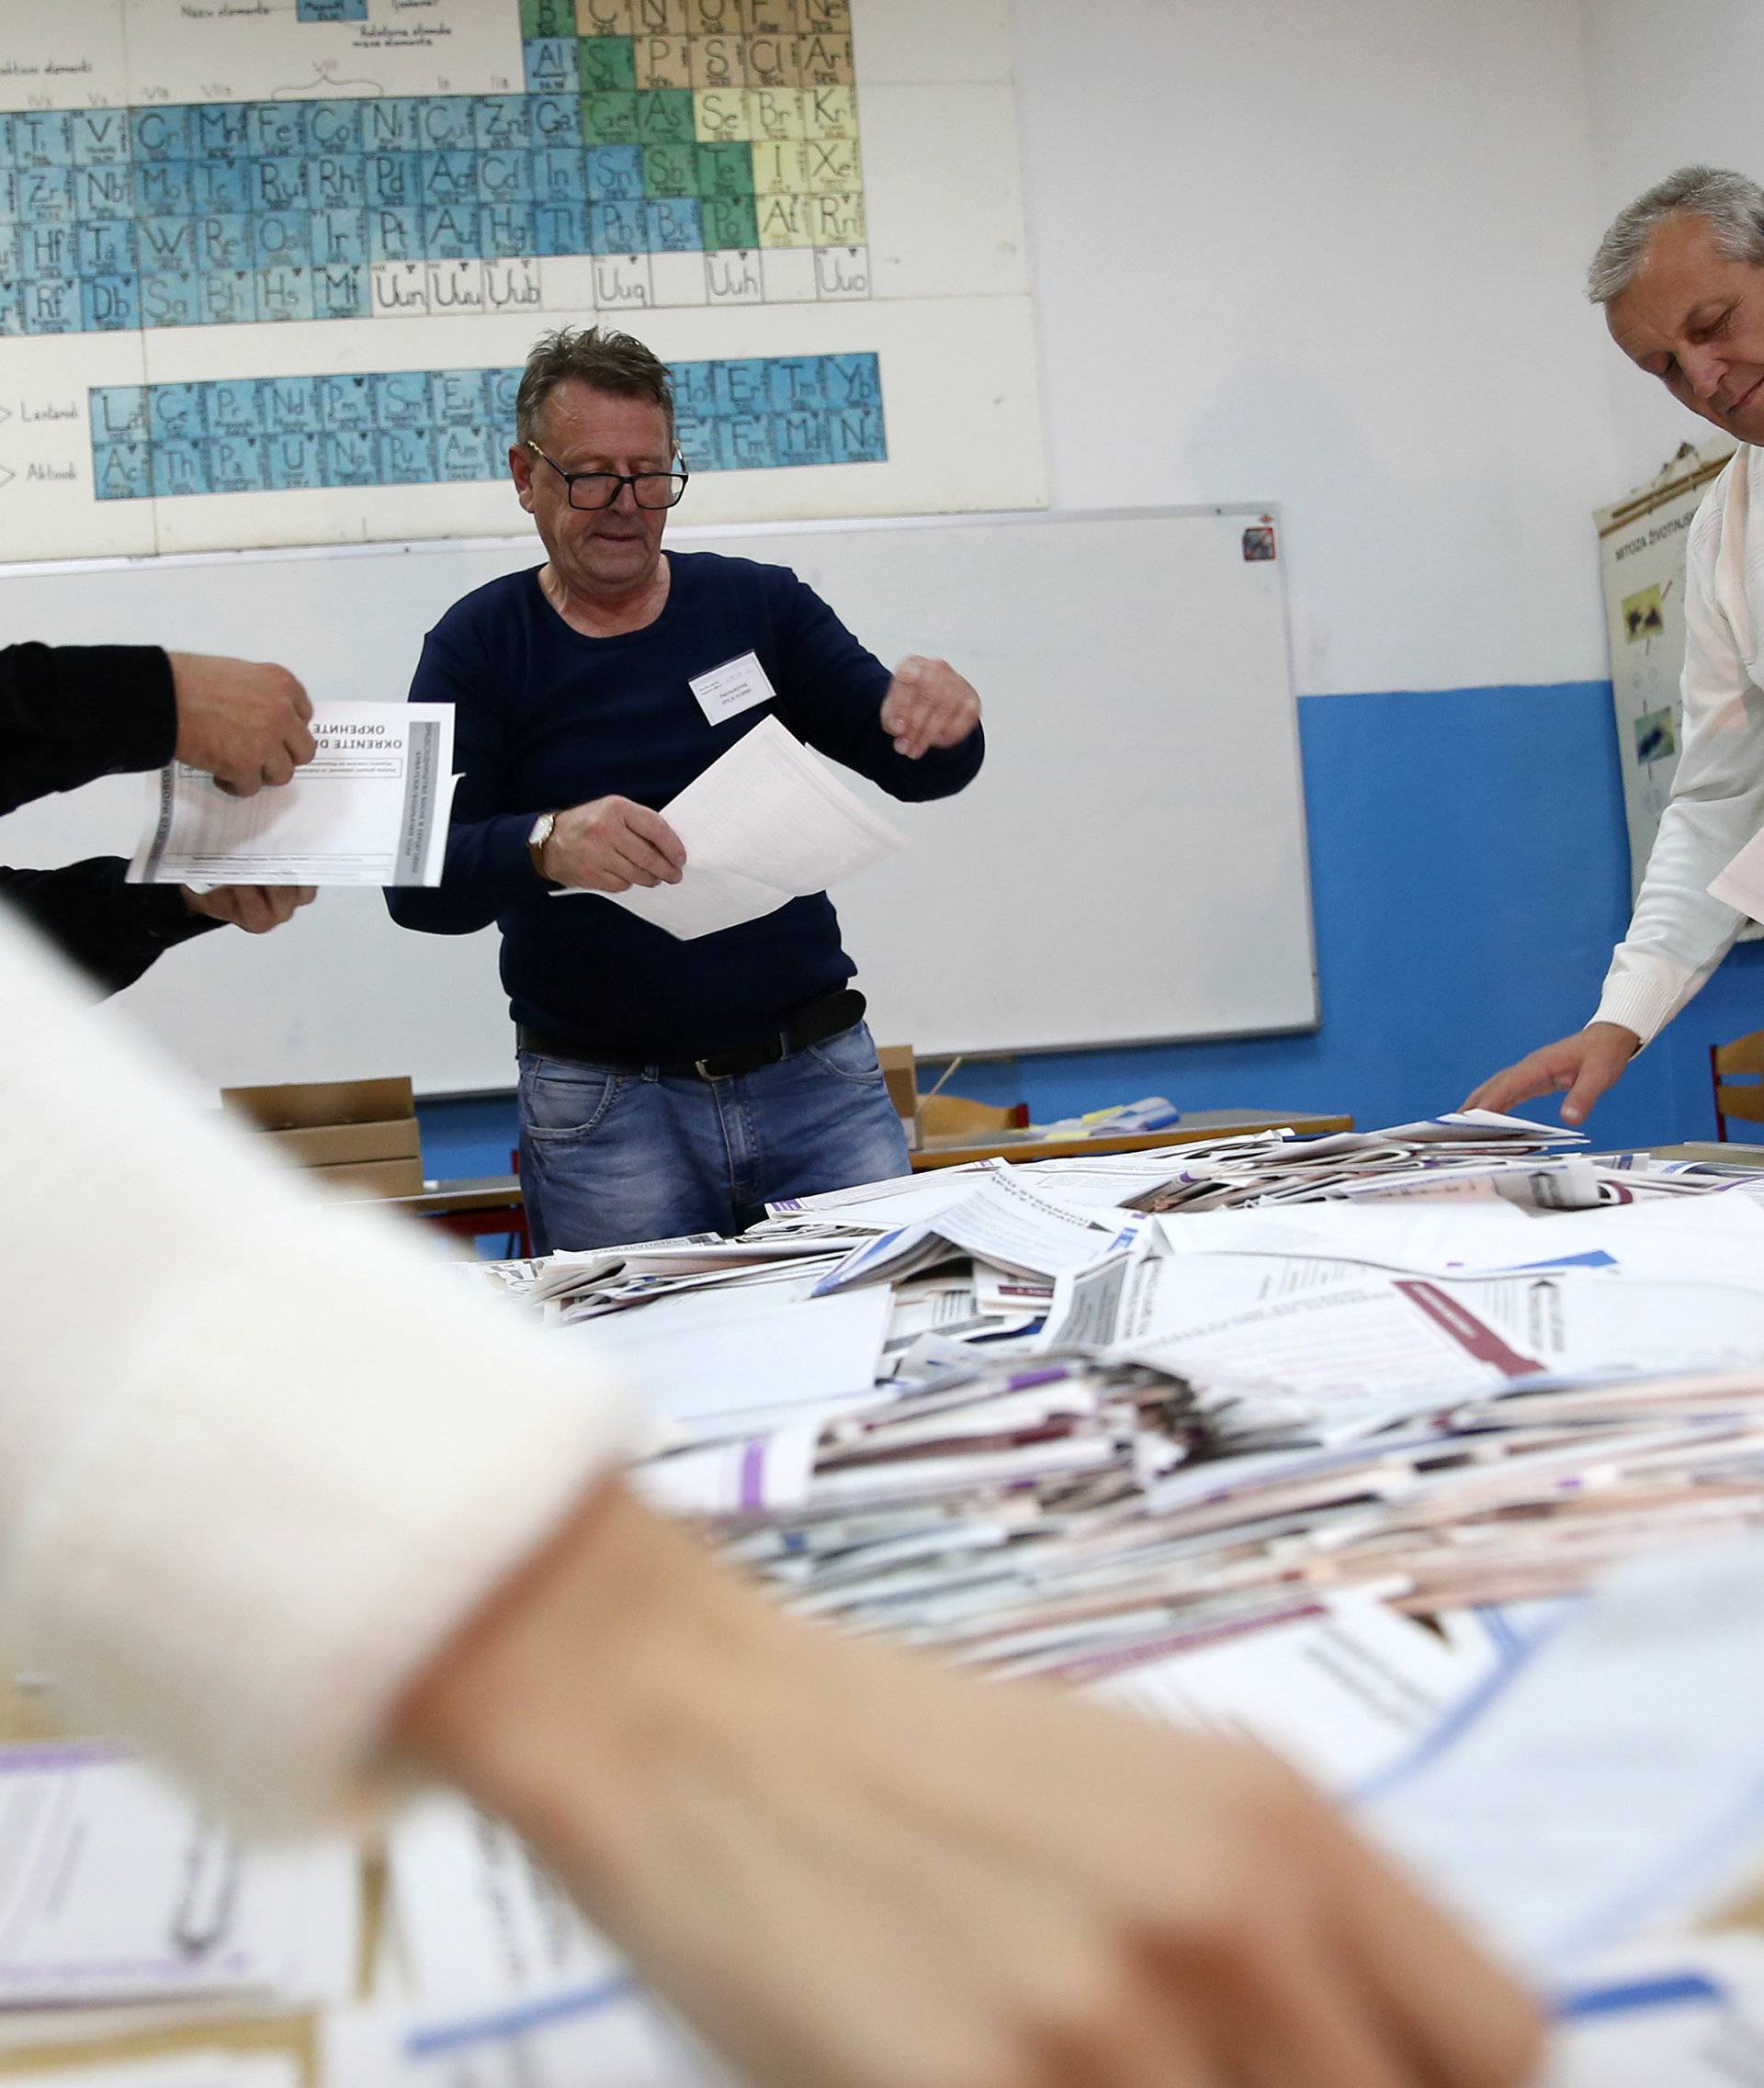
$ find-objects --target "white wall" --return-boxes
[1577,0,1764,489]
[1009,0,1620,696]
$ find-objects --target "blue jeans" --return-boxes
[517,1020,912,1251]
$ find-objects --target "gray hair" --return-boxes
[514,325,675,447]
[1588,165,1764,304]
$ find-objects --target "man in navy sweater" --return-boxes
[389,328,985,1252]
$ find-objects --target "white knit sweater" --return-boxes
[1595,444,1764,1044]
[0,909,638,1830]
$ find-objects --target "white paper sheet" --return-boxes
[129,705,456,887]
[571,718,901,940]
[1544,1933,1764,2088]
[1710,825,1764,922]
[2,2057,299,2088]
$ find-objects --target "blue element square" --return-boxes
[72,109,130,166]
[265,429,325,490]
[139,213,197,269]
[418,149,478,206]
[414,97,474,152]
[319,372,376,432]
[477,149,533,205]
[91,386,149,442]
[473,95,531,151]
[261,375,320,433]
[484,366,520,429]
[0,284,24,336]
[711,358,772,416]
[378,425,436,483]
[299,0,368,19]
[478,200,534,256]
[19,166,74,224]
[311,261,368,318]
[19,223,76,277]
[373,369,432,428]
[585,144,642,200]
[773,410,830,467]
[0,171,16,223]
[76,219,135,273]
[645,196,701,251]
[0,224,17,276]
[308,101,364,153]
[311,206,368,265]
[81,273,140,331]
[312,154,366,208]
[94,443,153,500]
[254,264,314,322]
[0,115,13,164]
[670,358,716,414]
[421,203,477,260]
[149,382,205,442]
[196,211,252,271]
[322,425,378,485]
[365,153,418,209]
[532,198,588,254]
[15,112,75,167]
[527,97,582,152]
[198,269,256,325]
[130,107,191,161]
[362,99,421,153]
[824,353,880,407]
[767,356,825,411]
[829,403,885,463]
[206,379,264,432]
[673,412,718,469]
[530,145,587,204]
[193,159,250,213]
[253,156,311,211]
[369,204,423,262]
[435,423,495,480]
[721,413,779,468]
[141,253,201,316]
[152,439,209,496]
[251,103,308,158]
[193,104,250,162]
[430,368,485,425]
[134,161,194,218]
[207,432,266,493]
[252,209,310,265]
[590,197,645,252]
[525,40,580,95]
[74,164,135,220]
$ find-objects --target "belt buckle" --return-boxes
[695,1055,727,1081]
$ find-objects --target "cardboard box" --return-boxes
[220,1078,424,1201]
[876,1048,1030,1152]
[221,1077,414,1131]
[261,1117,422,1168]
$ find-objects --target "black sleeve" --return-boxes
[0,860,220,997]
[0,643,178,817]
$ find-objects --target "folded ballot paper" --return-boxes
[129,703,457,888]
[560,717,901,940]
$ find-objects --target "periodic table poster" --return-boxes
[0,0,1045,560]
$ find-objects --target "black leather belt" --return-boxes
[518,988,866,1082]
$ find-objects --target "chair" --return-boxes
[1709,1030,1764,1140]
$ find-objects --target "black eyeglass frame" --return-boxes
[524,440,691,510]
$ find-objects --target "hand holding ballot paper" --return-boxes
[553,717,901,940]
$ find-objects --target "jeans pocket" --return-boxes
[520,1055,625,1142]
[804,1021,884,1084]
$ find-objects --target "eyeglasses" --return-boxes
[525,441,690,510]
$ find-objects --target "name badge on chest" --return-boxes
[688,649,776,726]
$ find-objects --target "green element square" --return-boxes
[695,141,754,197]
[635,89,696,144]
[576,35,636,91]
[642,141,699,196]
[521,0,575,38]
[580,91,640,144]
[703,190,759,249]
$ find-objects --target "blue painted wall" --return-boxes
[417,680,1764,1176]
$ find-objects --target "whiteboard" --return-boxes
[0,507,1317,1094]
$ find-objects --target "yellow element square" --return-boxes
[747,0,799,30]
[750,138,807,194]
[633,34,692,87]
[575,0,632,29]
[685,0,746,29]
[742,30,799,85]
[694,85,752,141]
[629,0,690,32]
[797,30,853,84]
[747,84,806,140]
[800,0,849,28]
[756,189,811,246]
[691,33,748,88]
[801,83,856,139]
[808,191,864,243]
[802,134,858,193]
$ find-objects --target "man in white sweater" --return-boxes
[1473,166,1764,1124]
[0,905,1538,2088]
